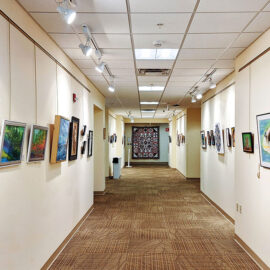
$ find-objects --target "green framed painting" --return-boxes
[242,132,254,153]
[0,120,26,167]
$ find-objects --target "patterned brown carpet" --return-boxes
[50,165,259,270]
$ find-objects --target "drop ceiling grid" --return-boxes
[17,0,270,117]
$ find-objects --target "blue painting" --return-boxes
[56,118,70,161]
[257,113,270,168]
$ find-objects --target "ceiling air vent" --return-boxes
[138,69,170,76]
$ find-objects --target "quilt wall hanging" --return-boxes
[132,126,159,159]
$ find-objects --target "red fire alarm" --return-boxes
[73,93,78,103]
[165,128,169,132]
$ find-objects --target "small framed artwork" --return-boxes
[226,128,232,147]
[103,128,106,140]
[69,117,80,161]
[207,131,211,146]
[242,132,254,153]
[177,134,180,146]
[168,135,172,143]
[81,125,87,136]
[81,141,86,154]
[87,130,93,157]
[51,115,70,164]
[256,113,270,168]
[210,130,215,146]
[201,131,207,149]
[215,123,224,154]
[231,127,235,147]
[182,135,185,143]
[27,125,48,162]
[0,120,27,167]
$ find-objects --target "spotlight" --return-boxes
[108,85,115,92]
[209,78,216,89]
[191,96,196,103]
[95,49,102,59]
[196,93,202,100]
[95,62,105,73]
[79,44,92,57]
[56,5,76,25]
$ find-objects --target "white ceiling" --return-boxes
[18,0,270,119]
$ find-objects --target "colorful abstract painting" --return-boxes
[51,115,70,163]
[27,125,48,162]
[0,121,26,166]
[257,113,270,168]
[132,127,159,159]
[242,132,254,153]
[215,123,224,154]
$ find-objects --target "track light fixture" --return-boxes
[95,62,105,73]
[108,85,115,92]
[191,96,196,103]
[56,0,76,25]
[79,24,92,56]
[209,78,216,89]
[79,43,92,57]
[196,93,202,100]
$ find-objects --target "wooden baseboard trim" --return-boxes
[201,191,235,225]
[187,177,200,181]
[125,162,168,166]
[234,234,270,270]
[41,205,94,270]
[94,191,106,196]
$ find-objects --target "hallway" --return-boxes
[50,166,258,270]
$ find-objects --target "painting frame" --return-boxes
[242,132,254,154]
[226,128,232,148]
[231,127,235,147]
[87,130,93,157]
[69,116,80,161]
[27,125,48,163]
[210,130,215,146]
[0,120,27,167]
[50,115,70,164]
[201,130,207,149]
[256,113,270,168]
[215,123,224,154]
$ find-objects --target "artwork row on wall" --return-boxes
[0,115,93,168]
[176,133,185,146]
[201,123,235,154]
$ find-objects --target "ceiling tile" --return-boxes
[133,34,183,49]
[131,13,191,34]
[31,13,129,34]
[129,0,197,12]
[189,13,255,33]
[103,60,134,69]
[172,68,208,76]
[170,75,201,82]
[179,48,223,60]
[244,12,270,33]
[93,34,131,48]
[64,48,94,60]
[136,60,174,69]
[50,33,80,48]
[175,59,215,68]
[197,0,268,12]
[232,33,261,47]
[109,68,135,75]
[138,76,168,83]
[220,47,245,59]
[101,49,133,60]
[167,81,195,87]
[213,60,235,69]
[183,33,238,48]
[18,0,127,12]
[74,59,96,69]
[140,92,163,102]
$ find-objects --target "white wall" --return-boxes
[201,83,235,219]
[176,114,187,176]
[235,29,270,266]
[124,123,169,163]
[0,13,105,270]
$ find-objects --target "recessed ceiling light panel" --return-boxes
[135,49,178,60]
[139,86,164,91]
[140,102,159,105]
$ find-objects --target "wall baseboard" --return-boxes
[94,191,106,196]
[187,177,200,181]
[125,162,168,166]
[41,205,94,270]
[234,234,270,270]
[201,191,235,225]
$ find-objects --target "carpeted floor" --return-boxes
[50,165,259,269]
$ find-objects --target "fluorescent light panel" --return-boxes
[135,49,178,60]
[140,102,159,105]
[139,86,164,91]
[141,110,155,113]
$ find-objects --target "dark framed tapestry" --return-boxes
[132,126,159,159]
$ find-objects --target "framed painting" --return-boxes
[88,130,93,157]
[81,141,86,154]
[0,120,26,167]
[168,135,172,143]
[231,127,235,147]
[27,125,48,162]
[242,132,254,153]
[81,125,87,136]
[215,123,224,154]
[210,130,215,146]
[51,115,70,164]
[69,117,80,161]
[201,131,206,149]
[207,131,211,146]
[226,128,232,147]
[256,113,270,168]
